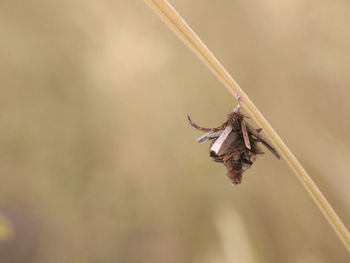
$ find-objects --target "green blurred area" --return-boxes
[0,0,350,262]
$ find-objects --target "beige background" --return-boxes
[0,0,350,262]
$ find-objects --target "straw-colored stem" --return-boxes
[143,0,350,252]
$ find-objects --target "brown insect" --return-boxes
[187,106,280,185]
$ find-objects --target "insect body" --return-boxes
[188,108,280,185]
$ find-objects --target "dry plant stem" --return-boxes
[143,0,350,252]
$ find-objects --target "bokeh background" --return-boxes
[1,0,350,262]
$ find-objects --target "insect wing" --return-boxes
[240,119,251,149]
[196,130,222,143]
[209,125,232,155]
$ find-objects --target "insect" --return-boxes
[187,106,280,185]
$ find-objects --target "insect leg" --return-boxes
[187,115,228,132]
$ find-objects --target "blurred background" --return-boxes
[1,0,350,262]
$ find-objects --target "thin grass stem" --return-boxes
[143,0,350,252]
